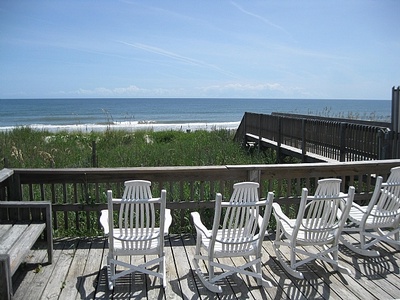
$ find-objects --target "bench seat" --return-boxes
[0,201,52,300]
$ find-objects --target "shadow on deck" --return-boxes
[12,233,400,300]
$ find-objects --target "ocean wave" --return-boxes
[0,121,240,133]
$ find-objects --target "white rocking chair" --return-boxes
[340,166,400,256]
[272,178,355,279]
[100,180,172,290]
[191,182,274,293]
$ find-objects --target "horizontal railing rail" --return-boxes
[234,112,392,162]
[1,159,400,236]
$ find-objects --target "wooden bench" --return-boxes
[0,201,53,300]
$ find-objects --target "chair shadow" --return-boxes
[339,244,400,280]
[169,265,273,300]
[266,256,332,300]
[77,266,165,300]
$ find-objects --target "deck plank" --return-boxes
[12,247,48,299]
[262,235,324,300]
[18,238,70,300]
[12,234,400,300]
[58,239,91,300]
[93,240,111,299]
[74,237,106,300]
[40,238,78,299]
[164,235,184,299]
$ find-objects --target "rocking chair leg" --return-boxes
[107,256,115,290]
[273,244,304,279]
[336,263,352,276]
[394,231,400,250]
[159,254,166,288]
[339,235,380,257]
[192,257,223,293]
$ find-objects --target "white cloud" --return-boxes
[53,81,313,98]
[201,82,284,92]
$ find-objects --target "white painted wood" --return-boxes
[272,178,355,279]
[191,181,274,293]
[101,180,171,290]
[341,166,400,256]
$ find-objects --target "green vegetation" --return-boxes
[1,127,274,168]
[1,127,281,237]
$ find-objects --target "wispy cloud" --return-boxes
[119,41,238,78]
[231,2,291,36]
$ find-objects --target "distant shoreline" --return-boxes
[0,121,241,133]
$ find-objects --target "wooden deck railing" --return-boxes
[1,159,400,236]
[234,112,392,162]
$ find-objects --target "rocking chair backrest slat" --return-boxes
[378,167,400,211]
[214,182,268,253]
[109,180,164,251]
[366,166,400,225]
[296,178,354,244]
[103,179,170,289]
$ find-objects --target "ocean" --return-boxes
[0,98,392,132]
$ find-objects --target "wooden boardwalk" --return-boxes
[12,233,400,300]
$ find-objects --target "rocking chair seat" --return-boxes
[274,208,337,246]
[191,182,274,293]
[273,178,355,279]
[100,180,171,290]
[340,166,400,256]
[197,228,260,257]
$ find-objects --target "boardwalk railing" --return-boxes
[1,159,400,236]
[234,112,392,162]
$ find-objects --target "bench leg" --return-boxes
[46,204,53,264]
[0,254,12,300]
[47,240,53,264]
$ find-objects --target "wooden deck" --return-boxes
[12,233,400,300]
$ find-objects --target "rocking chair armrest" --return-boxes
[272,203,293,228]
[258,214,263,229]
[100,209,109,235]
[164,208,172,235]
[191,212,212,238]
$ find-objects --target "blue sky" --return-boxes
[0,0,399,100]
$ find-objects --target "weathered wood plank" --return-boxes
[0,224,12,239]
[74,237,106,300]
[7,223,46,275]
[40,238,78,299]
[167,234,206,299]
[93,240,112,299]
[11,234,400,300]
[178,234,217,299]
[0,168,13,183]
[162,235,180,299]
[19,238,70,300]
[0,224,29,254]
[58,239,91,300]
[12,248,48,300]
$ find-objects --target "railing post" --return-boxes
[258,114,262,151]
[301,119,306,162]
[7,173,22,201]
[340,122,347,162]
[277,117,282,163]
[391,86,400,132]
[391,86,400,157]
[248,169,261,183]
